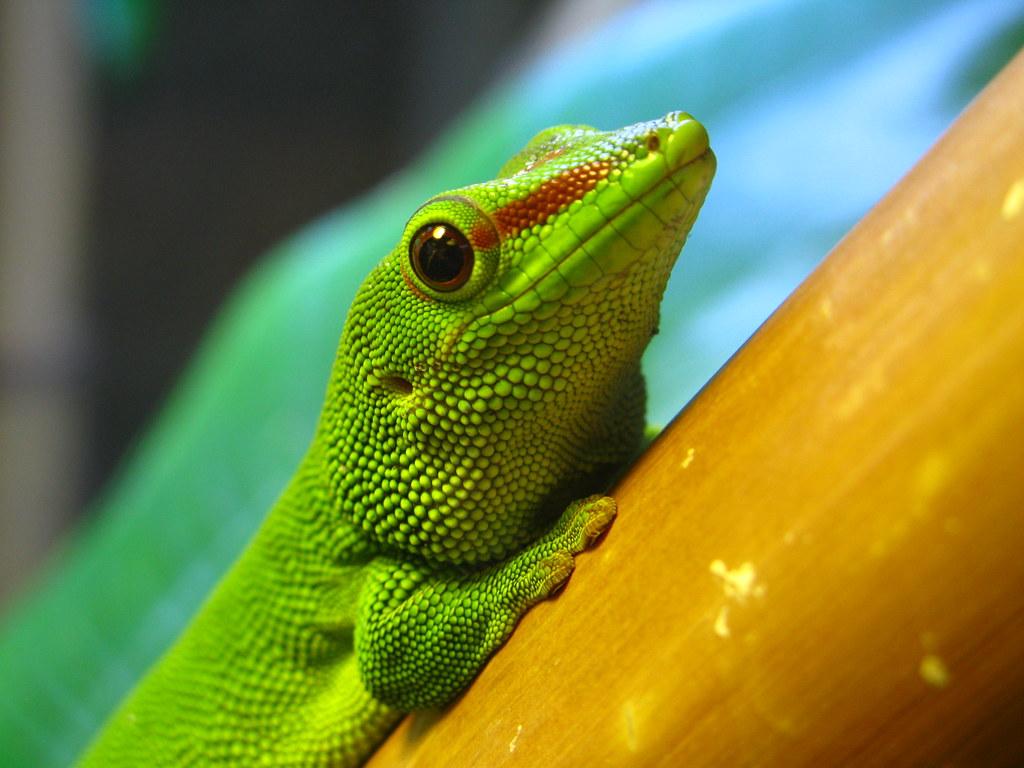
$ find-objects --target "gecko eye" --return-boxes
[409,223,474,292]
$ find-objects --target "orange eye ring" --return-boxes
[409,223,474,292]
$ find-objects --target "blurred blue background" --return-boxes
[1,0,1022,764]
[1,0,564,604]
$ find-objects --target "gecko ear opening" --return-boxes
[380,375,413,395]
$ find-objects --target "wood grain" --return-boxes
[368,50,1024,767]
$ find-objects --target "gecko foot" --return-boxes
[556,494,618,553]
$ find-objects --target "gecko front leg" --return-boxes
[355,495,616,710]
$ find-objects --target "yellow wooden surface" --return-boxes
[369,50,1024,767]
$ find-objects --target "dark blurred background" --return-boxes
[0,0,621,604]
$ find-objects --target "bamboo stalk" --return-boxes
[368,49,1024,767]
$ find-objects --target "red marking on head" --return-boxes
[471,221,499,250]
[494,160,610,238]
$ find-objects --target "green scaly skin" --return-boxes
[78,112,715,766]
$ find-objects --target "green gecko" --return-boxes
[78,112,715,766]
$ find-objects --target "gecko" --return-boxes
[78,111,715,766]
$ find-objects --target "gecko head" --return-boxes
[327,113,715,564]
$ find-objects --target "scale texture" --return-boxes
[77,113,715,766]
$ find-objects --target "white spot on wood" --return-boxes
[914,451,948,510]
[710,560,762,603]
[680,446,696,469]
[508,723,523,753]
[919,654,951,688]
[622,701,638,751]
[819,297,833,321]
[972,260,992,283]
[714,605,731,637]
[1002,178,1024,220]
[835,362,886,420]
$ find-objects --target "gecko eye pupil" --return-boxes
[409,223,474,291]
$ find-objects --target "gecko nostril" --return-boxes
[646,133,660,152]
[380,376,413,395]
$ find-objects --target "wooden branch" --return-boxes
[368,50,1024,767]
